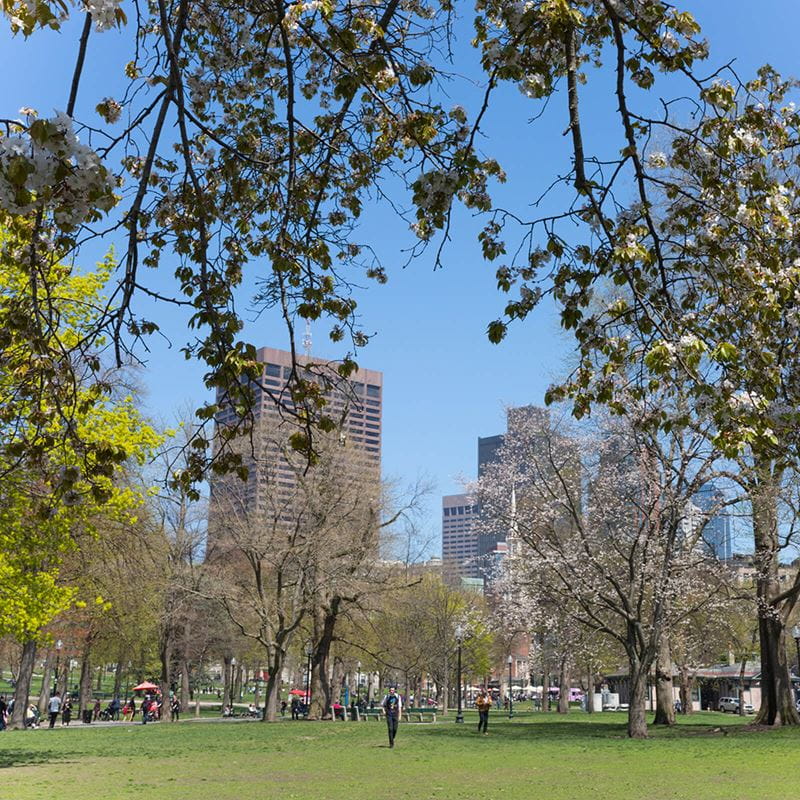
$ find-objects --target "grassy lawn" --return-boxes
[0,711,796,800]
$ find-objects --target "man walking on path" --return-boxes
[476,689,491,735]
[381,687,402,748]
[47,692,62,729]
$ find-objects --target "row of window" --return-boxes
[443,505,479,517]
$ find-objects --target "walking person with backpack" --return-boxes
[381,687,402,748]
[475,689,491,735]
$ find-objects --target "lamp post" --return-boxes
[305,646,313,716]
[507,656,514,719]
[792,626,800,687]
[455,625,464,724]
[54,639,63,693]
[356,661,361,704]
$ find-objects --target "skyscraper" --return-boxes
[209,346,382,527]
[441,494,480,580]
[693,483,733,561]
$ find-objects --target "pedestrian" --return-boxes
[280,699,287,717]
[0,694,7,731]
[171,697,180,721]
[141,695,150,724]
[475,689,491,735]
[93,698,101,721]
[290,697,300,720]
[47,691,62,729]
[380,686,402,749]
[129,697,137,720]
[61,696,72,726]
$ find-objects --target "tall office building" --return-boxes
[209,346,382,530]
[442,494,481,580]
[693,483,733,561]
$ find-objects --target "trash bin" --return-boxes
[82,709,92,724]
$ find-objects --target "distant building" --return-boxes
[208,346,382,546]
[693,483,733,560]
[442,494,480,580]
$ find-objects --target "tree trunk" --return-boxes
[557,657,570,714]
[221,655,233,712]
[678,665,693,715]
[586,662,593,714]
[180,659,190,712]
[95,665,103,691]
[542,664,551,712]
[195,658,203,717]
[653,636,675,726]
[309,601,339,719]
[10,639,37,730]
[440,653,449,715]
[233,662,243,704]
[37,649,54,718]
[78,653,92,721]
[627,659,650,739]
[751,463,800,726]
[160,634,172,722]
[113,660,124,701]
[262,649,286,722]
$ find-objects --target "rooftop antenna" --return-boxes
[302,319,312,357]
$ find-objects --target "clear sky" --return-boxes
[2,1,799,551]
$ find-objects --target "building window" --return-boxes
[367,384,380,398]
[265,363,281,378]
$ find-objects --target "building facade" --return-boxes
[693,483,733,561]
[441,494,481,580]
[209,346,382,532]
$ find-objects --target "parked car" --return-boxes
[718,696,754,713]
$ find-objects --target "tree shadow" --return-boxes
[416,719,630,741]
[0,749,65,769]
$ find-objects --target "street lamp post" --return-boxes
[792,626,800,691]
[508,656,514,719]
[356,661,361,705]
[54,639,63,693]
[305,646,313,717]
[455,625,464,724]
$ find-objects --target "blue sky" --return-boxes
[2,1,798,552]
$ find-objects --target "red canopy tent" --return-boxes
[131,681,159,691]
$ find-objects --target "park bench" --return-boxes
[402,707,436,723]
[359,709,384,721]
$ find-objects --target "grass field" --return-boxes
[0,711,797,800]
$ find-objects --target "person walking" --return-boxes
[475,689,491,735]
[381,686,402,748]
[47,692,62,729]
[61,696,72,726]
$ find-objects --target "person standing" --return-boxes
[475,689,491,735]
[381,686,402,748]
[47,692,62,729]
[0,694,7,731]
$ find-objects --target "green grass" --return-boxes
[0,711,797,800]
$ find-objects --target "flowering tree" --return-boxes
[0,0,502,482]
[477,408,720,737]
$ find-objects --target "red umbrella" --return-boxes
[132,681,159,691]
[288,689,308,696]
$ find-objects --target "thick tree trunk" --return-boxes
[309,603,338,719]
[557,658,570,714]
[10,639,37,730]
[78,653,92,721]
[627,660,650,739]
[221,655,233,712]
[37,649,54,718]
[113,660,124,701]
[262,649,286,722]
[751,464,800,726]
[678,665,693,715]
[653,636,675,726]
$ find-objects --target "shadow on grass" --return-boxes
[0,749,65,769]
[415,713,749,742]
